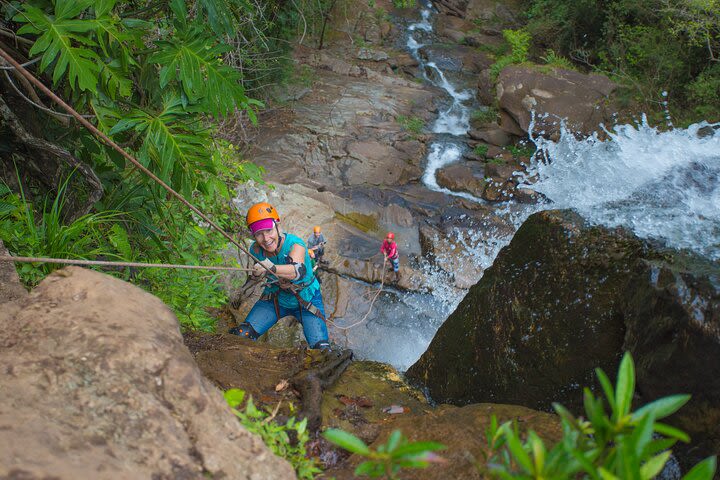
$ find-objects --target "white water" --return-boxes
[343,4,720,370]
[525,118,720,260]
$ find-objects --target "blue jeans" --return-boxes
[246,289,329,347]
[389,257,399,272]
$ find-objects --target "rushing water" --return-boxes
[526,118,720,261]
[333,4,719,370]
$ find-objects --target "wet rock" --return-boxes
[408,210,720,467]
[325,403,561,480]
[484,159,520,179]
[469,127,514,147]
[435,163,486,197]
[407,210,643,409]
[418,45,491,75]
[0,267,295,479]
[497,65,619,138]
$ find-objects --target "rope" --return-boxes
[0,255,254,272]
[328,256,387,331]
[0,46,271,274]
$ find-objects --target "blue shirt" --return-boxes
[307,233,326,249]
[251,233,320,309]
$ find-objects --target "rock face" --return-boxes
[496,65,618,138]
[0,240,26,306]
[407,210,720,465]
[0,267,295,480]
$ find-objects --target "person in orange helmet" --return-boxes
[229,202,330,350]
[380,232,400,283]
[307,225,327,265]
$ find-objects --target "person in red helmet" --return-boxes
[229,201,330,350]
[380,232,400,283]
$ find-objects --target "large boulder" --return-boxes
[407,210,720,465]
[0,267,295,480]
[496,65,619,139]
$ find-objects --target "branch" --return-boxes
[0,94,103,222]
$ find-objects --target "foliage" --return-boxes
[490,29,532,80]
[323,428,446,479]
[507,143,536,158]
[396,115,425,137]
[472,108,498,124]
[474,144,490,157]
[520,0,720,122]
[686,63,720,122]
[224,389,321,479]
[540,49,574,70]
[0,176,123,286]
[486,352,717,479]
[393,0,416,8]
[1,0,308,329]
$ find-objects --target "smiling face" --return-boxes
[253,225,281,254]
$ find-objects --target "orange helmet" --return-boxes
[246,202,280,232]
[313,226,321,233]
[386,232,395,240]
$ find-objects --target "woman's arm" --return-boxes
[271,243,307,280]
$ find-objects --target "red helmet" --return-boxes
[386,232,395,240]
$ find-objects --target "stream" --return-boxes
[332,3,720,370]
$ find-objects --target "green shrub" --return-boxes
[472,108,499,124]
[225,389,321,479]
[0,177,123,286]
[392,0,416,8]
[507,144,536,158]
[396,115,425,136]
[486,352,717,479]
[687,63,720,122]
[540,49,574,70]
[474,144,490,157]
[324,428,445,479]
[490,29,532,80]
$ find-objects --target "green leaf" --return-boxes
[108,224,132,259]
[149,29,256,117]
[615,352,635,417]
[598,467,621,480]
[223,388,245,408]
[392,441,446,458]
[15,3,100,92]
[0,201,16,216]
[633,394,691,421]
[682,456,717,480]
[596,367,617,412]
[653,422,691,443]
[385,430,402,453]
[354,460,382,477]
[640,451,671,480]
[323,429,371,456]
[504,427,534,473]
[528,431,546,474]
[93,0,118,17]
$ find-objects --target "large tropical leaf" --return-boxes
[149,28,255,117]
[108,93,213,196]
[14,0,100,92]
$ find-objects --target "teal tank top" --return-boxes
[252,233,320,309]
